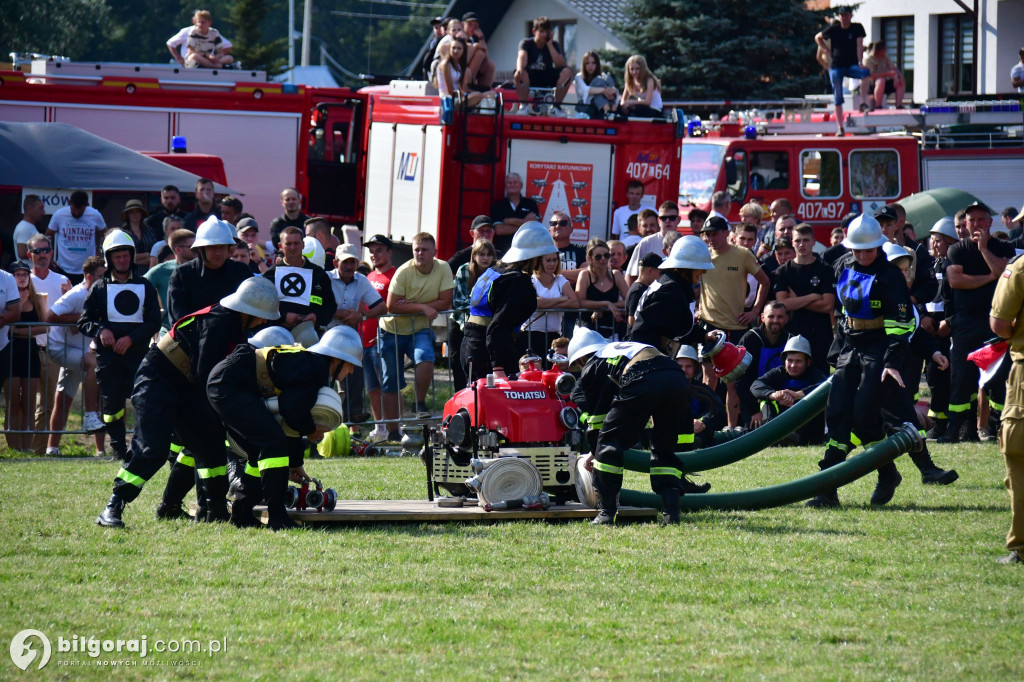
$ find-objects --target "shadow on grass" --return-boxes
[863,503,1007,513]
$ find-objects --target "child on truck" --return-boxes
[167,10,235,69]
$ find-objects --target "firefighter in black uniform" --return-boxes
[924,217,958,439]
[78,231,162,460]
[808,215,916,508]
[162,217,253,513]
[461,221,549,382]
[263,226,336,333]
[206,326,362,530]
[95,278,280,527]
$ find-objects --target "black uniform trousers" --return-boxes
[95,348,145,457]
[949,318,1005,419]
[825,341,895,454]
[926,334,951,419]
[594,360,695,498]
[112,349,226,503]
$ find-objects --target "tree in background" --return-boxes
[608,0,828,100]
[2,0,110,59]
[229,0,287,74]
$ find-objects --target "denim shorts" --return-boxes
[362,343,384,392]
[380,328,435,393]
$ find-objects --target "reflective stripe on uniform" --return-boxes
[197,466,228,479]
[677,433,694,444]
[592,461,624,475]
[258,456,290,471]
[310,295,322,306]
[827,439,850,453]
[650,466,682,478]
[948,402,970,413]
[116,468,146,488]
[990,400,1004,412]
[102,409,125,423]
[244,463,260,477]
[927,409,947,419]
[175,453,196,468]
[884,320,915,336]
[169,442,184,453]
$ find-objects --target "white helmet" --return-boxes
[220,277,281,320]
[308,325,363,366]
[782,335,812,359]
[303,236,326,268]
[660,235,714,270]
[841,214,887,250]
[929,217,958,241]
[502,221,558,263]
[882,241,913,263]
[249,326,294,348]
[102,230,135,269]
[193,217,236,248]
[676,345,699,362]
[567,325,608,367]
[291,320,320,348]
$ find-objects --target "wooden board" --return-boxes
[192,500,658,524]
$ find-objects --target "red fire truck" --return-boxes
[0,60,681,257]
[678,106,1024,242]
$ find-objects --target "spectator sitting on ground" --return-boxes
[675,345,726,448]
[862,41,905,110]
[737,301,791,428]
[749,335,827,444]
[514,16,573,111]
[167,9,234,69]
[14,195,45,261]
[574,50,619,119]
[45,256,106,456]
[619,55,663,118]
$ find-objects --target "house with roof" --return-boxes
[423,0,631,81]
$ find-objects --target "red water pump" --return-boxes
[285,478,338,512]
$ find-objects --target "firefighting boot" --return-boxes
[229,473,262,529]
[806,444,846,508]
[97,494,127,528]
[204,477,231,523]
[870,462,903,506]
[936,414,965,444]
[909,448,959,485]
[157,460,195,520]
[591,469,621,526]
[660,488,681,525]
[262,468,300,530]
[925,417,948,440]
[680,476,711,494]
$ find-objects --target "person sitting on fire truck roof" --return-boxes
[462,222,552,383]
[514,16,573,111]
[166,9,235,69]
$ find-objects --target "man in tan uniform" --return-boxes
[990,254,1024,565]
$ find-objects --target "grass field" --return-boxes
[1,441,1022,680]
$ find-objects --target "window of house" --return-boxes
[938,14,974,95]
[850,150,900,199]
[800,150,841,198]
[880,17,914,94]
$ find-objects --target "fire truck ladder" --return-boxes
[454,92,505,252]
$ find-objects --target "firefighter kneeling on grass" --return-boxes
[78,231,161,461]
[206,326,362,530]
[96,277,281,528]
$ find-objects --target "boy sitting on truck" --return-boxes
[167,10,235,69]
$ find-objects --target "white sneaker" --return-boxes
[367,425,389,443]
[83,412,105,433]
[45,447,60,456]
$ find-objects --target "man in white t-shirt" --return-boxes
[625,202,680,284]
[44,255,106,456]
[13,194,45,260]
[166,9,234,68]
[330,243,387,421]
[1011,47,1024,93]
[27,234,71,454]
[610,180,645,240]
[45,190,105,285]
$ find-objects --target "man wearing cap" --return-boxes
[989,234,1024,564]
[624,252,662,330]
[218,196,243,226]
[815,6,870,136]
[941,202,1016,442]
[750,335,827,443]
[461,12,496,91]
[235,217,267,273]
[183,178,221,232]
[363,234,398,441]
[46,190,106,286]
[490,174,540,253]
[698,215,770,427]
[269,188,310,250]
[144,185,185,242]
[329,243,386,422]
[264,226,336,331]
[449,215,502,272]
[422,17,447,80]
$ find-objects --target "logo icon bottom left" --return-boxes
[10,629,51,671]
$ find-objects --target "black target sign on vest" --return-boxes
[275,267,313,305]
[106,283,146,323]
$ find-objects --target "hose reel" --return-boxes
[465,457,543,505]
